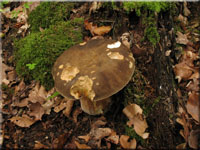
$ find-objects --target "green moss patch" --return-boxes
[28,2,75,32]
[14,18,83,90]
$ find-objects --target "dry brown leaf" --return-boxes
[127,115,149,139]
[54,98,69,113]
[72,107,82,123]
[34,141,49,149]
[89,2,102,15]
[176,31,189,45]
[63,100,74,117]
[14,79,26,94]
[173,62,194,82]
[176,143,186,149]
[91,118,107,129]
[90,128,112,140]
[177,14,188,25]
[188,129,200,149]
[106,130,119,145]
[28,102,45,121]
[84,20,111,36]
[12,98,29,107]
[7,70,17,81]
[28,82,47,104]
[186,78,199,92]
[120,135,137,149]
[186,92,199,122]
[123,103,143,119]
[123,104,149,139]
[93,26,112,36]
[183,2,191,16]
[42,99,54,115]
[1,63,13,85]
[9,115,36,127]
[78,134,90,143]
[74,140,91,149]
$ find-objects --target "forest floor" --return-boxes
[1,2,199,149]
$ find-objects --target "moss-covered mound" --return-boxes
[28,2,75,32]
[14,18,83,89]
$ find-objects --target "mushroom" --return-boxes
[52,39,135,115]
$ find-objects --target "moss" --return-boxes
[122,2,170,15]
[14,18,83,90]
[28,2,75,32]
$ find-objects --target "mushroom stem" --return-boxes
[80,97,111,115]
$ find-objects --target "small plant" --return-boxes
[26,63,36,70]
[47,91,60,100]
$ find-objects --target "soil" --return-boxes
[1,2,199,149]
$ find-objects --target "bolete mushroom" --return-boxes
[52,39,135,115]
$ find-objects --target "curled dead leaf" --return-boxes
[176,143,186,149]
[186,92,199,122]
[9,115,36,127]
[72,107,82,123]
[173,62,194,82]
[120,135,136,149]
[84,20,111,36]
[63,100,74,118]
[176,31,189,45]
[28,102,45,121]
[188,129,200,149]
[78,134,90,143]
[74,140,91,149]
[123,103,143,119]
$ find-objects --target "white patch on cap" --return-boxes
[107,41,121,49]
[91,71,95,74]
[59,64,64,69]
[107,52,124,60]
[129,61,133,68]
[70,76,95,101]
[79,42,86,46]
[57,72,60,76]
[60,63,79,82]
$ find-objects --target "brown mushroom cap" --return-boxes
[52,39,135,102]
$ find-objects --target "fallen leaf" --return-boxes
[120,135,136,149]
[9,115,36,127]
[123,103,149,139]
[63,100,74,117]
[93,26,112,36]
[176,143,186,149]
[52,133,68,149]
[177,14,188,25]
[34,141,49,149]
[173,62,194,82]
[106,130,119,145]
[54,98,69,113]
[176,31,189,45]
[78,134,90,143]
[7,70,17,81]
[42,99,54,115]
[183,2,191,16]
[123,103,143,119]
[14,79,26,94]
[28,102,45,121]
[186,92,199,122]
[127,115,149,139]
[12,98,29,107]
[186,78,199,92]
[84,20,111,36]
[89,2,102,15]
[72,107,82,123]
[188,129,200,149]
[74,140,91,149]
[90,128,112,141]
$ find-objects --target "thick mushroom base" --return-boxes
[80,97,111,115]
